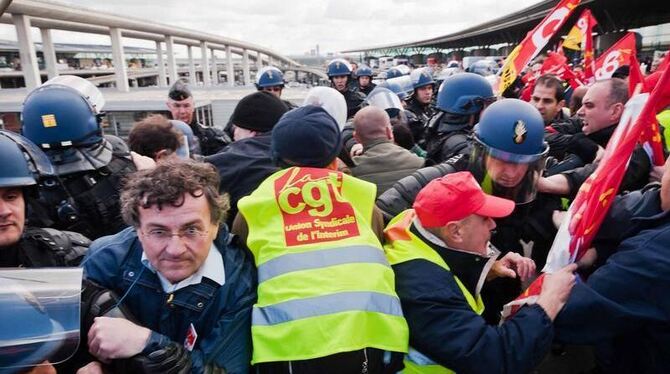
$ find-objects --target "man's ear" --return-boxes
[442,222,463,244]
[610,102,625,122]
[154,149,172,161]
[353,130,361,144]
[557,99,566,109]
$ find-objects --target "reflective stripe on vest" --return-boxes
[238,167,409,364]
[384,209,484,374]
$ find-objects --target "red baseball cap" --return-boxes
[413,171,515,228]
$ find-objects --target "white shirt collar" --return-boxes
[141,243,225,293]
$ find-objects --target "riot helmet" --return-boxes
[365,87,404,118]
[436,72,495,115]
[410,67,435,89]
[326,58,352,78]
[302,86,348,130]
[255,66,285,89]
[385,65,410,80]
[385,76,414,101]
[0,130,56,186]
[355,65,373,78]
[470,99,548,204]
[0,134,38,189]
[22,75,105,150]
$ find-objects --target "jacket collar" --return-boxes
[141,242,225,293]
[412,218,499,297]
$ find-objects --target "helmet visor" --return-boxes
[470,140,548,204]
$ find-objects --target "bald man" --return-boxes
[350,106,425,197]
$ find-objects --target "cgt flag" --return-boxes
[594,32,637,80]
[562,9,598,79]
[503,59,670,319]
[499,0,581,93]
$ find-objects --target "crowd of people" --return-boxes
[1,50,669,374]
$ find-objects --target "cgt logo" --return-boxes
[274,168,359,246]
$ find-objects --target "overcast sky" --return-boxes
[0,0,541,56]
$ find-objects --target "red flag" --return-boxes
[499,0,582,93]
[594,32,637,80]
[630,53,665,165]
[629,53,647,95]
[504,60,670,319]
[540,51,584,89]
[580,9,598,80]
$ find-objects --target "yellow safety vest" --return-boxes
[658,109,670,152]
[383,210,484,374]
[238,166,409,364]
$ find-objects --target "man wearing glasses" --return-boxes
[77,160,256,374]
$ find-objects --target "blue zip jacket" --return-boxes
[83,226,257,374]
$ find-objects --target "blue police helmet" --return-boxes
[385,76,414,101]
[22,84,103,149]
[0,135,37,188]
[436,72,495,115]
[0,130,56,181]
[410,67,435,89]
[474,99,548,163]
[256,66,285,88]
[326,59,352,77]
[356,65,373,78]
[385,67,403,80]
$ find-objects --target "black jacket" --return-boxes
[393,223,553,374]
[206,133,278,226]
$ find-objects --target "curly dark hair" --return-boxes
[127,114,183,159]
[121,160,229,227]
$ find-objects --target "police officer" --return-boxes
[255,66,298,109]
[377,99,562,323]
[21,76,137,240]
[327,58,367,119]
[424,72,496,164]
[167,79,231,156]
[355,65,376,95]
[405,67,436,144]
[0,131,89,268]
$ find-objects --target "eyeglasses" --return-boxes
[141,226,209,244]
[262,86,283,92]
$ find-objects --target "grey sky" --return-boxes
[0,0,541,56]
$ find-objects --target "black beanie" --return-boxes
[230,91,289,133]
[168,79,192,101]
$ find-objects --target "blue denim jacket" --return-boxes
[83,226,257,374]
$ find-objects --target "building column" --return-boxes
[210,48,218,85]
[187,45,196,84]
[165,35,178,85]
[155,41,166,88]
[256,51,263,71]
[226,45,234,87]
[12,14,41,89]
[200,41,210,86]
[109,27,129,92]
[40,28,58,80]
[242,48,250,86]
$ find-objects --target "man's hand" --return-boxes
[537,263,578,321]
[487,252,536,282]
[88,317,151,361]
[76,361,105,374]
[130,151,156,170]
[350,143,364,158]
[25,361,56,374]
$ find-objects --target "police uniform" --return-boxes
[20,76,138,240]
[0,227,89,267]
[169,80,231,156]
[378,99,557,324]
